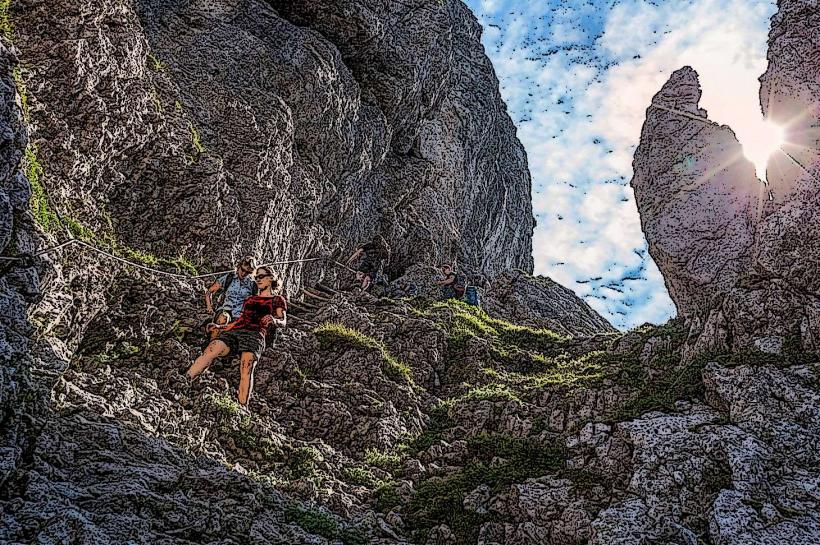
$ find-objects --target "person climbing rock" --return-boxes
[186,266,287,406]
[346,235,390,290]
[204,256,257,340]
[436,264,466,300]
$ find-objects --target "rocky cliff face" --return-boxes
[11,0,533,284]
[632,0,820,358]
[1,0,818,544]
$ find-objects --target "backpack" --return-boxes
[464,285,480,306]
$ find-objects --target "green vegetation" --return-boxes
[289,446,322,479]
[402,402,454,453]
[13,66,28,121]
[88,342,141,365]
[207,393,282,462]
[373,481,402,512]
[430,299,566,351]
[284,505,366,545]
[314,322,413,384]
[364,448,403,472]
[408,432,566,542]
[146,52,166,72]
[342,466,378,487]
[0,0,13,42]
[24,145,58,230]
[189,122,205,154]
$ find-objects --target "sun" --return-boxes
[740,119,786,181]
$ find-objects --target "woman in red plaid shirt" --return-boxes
[185,266,287,406]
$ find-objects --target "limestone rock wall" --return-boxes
[631,0,820,357]
[11,0,533,288]
[0,42,39,488]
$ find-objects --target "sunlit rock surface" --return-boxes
[632,0,820,358]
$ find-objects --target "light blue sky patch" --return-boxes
[463,0,776,330]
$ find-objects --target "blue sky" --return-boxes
[463,0,777,329]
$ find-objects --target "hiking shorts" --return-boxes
[216,328,266,360]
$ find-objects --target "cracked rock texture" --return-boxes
[10,0,533,287]
[632,0,820,357]
[1,1,819,544]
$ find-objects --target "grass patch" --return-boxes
[460,382,521,403]
[88,342,141,365]
[207,393,282,462]
[147,52,166,72]
[13,66,28,121]
[364,448,403,473]
[373,481,402,512]
[285,505,366,545]
[431,299,567,370]
[314,323,413,385]
[408,432,565,542]
[342,466,378,487]
[24,145,58,230]
[0,0,12,42]
[612,356,707,421]
[189,122,205,154]
[401,402,454,453]
[289,446,322,479]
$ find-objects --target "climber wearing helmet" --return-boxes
[204,256,257,340]
[186,266,287,406]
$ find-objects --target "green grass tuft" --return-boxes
[314,323,413,385]
[342,466,378,487]
[0,0,13,42]
[285,505,366,545]
[24,145,58,230]
[290,446,322,479]
[189,122,205,154]
[408,432,566,542]
[364,448,403,472]
[146,52,166,72]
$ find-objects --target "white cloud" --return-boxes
[467,0,775,329]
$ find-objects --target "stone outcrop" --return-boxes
[1,0,818,544]
[0,41,40,488]
[10,0,533,288]
[482,270,617,337]
[631,0,820,357]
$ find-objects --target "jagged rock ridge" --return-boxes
[0,1,818,545]
[632,0,820,358]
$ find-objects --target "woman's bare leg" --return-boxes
[237,352,258,406]
[187,340,229,379]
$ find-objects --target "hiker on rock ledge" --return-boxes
[436,264,466,300]
[204,256,257,340]
[186,266,287,406]
[346,235,390,292]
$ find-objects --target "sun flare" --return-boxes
[740,119,786,181]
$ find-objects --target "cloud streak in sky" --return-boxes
[464,0,776,329]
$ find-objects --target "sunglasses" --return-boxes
[256,274,272,281]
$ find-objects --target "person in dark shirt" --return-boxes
[185,266,287,406]
[436,264,458,299]
[346,235,390,291]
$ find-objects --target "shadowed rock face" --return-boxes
[10,0,533,288]
[632,0,820,356]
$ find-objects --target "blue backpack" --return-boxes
[464,285,480,307]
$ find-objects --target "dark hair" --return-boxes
[238,255,256,269]
[256,266,282,294]
[441,264,452,271]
